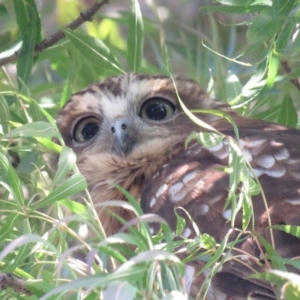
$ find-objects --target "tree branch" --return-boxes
[0,273,31,296]
[281,59,300,92]
[0,0,109,67]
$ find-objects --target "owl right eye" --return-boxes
[73,117,100,142]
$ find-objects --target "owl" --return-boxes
[56,73,300,300]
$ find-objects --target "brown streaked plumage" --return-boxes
[56,73,300,300]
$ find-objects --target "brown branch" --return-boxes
[0,0,109,67]
[281,59,300,92]
[0,273,31,296]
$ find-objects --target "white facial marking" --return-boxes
[149,197,156,208]
[183,227,192,238]
[222,209,232,220]
[198,204,209,215]
[156,184,167,198]
[274,148,289,160]
[182,171,198,184]
[255,155,275,168]
[101,95,127,120]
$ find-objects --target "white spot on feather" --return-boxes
[183,227,192,238]
[182,171,197,184]
[222,209,232,219]
[255,155,275,168]
[198,204,209,215]
[184,265,195,293]
[156,184,167,198]
[149,197,156,208]
[265,167,286,178]
[274,148,289,160]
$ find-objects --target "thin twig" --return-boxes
[0,0,109,67]
[281,59,300,92]
[0,273,31,296]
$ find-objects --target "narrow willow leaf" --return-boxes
[0,152,24,206]
[103,281,138,300]
[60,54,74,107]
[0,4,8,18]
[33,173,87,209]
[266,51,280,88]
[201,5,268,14]
[13,0,42,86]
[53,147,77,185]
[247,10,277,44]
[59,199,88,216]
[39,269,145,300]
[62,29,124,74]
[127,0,144,72]
[0,213,23,241]
[16,150,39,174]
[216,0,271,5]
[12,0,42,42]
[255,234,286,271]
[0,95,11,134]
[272,225,300,238]
[278,95,297,127]
[0,234,59,262]
[0,121,59,140]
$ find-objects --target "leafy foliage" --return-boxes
[0,0,300,299]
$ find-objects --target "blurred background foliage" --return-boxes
[0,0,300,299]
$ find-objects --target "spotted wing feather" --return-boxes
[141,126,300,299]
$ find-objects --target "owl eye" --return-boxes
[140,98,176,121]
[73,117,100,142]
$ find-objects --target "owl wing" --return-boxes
[140,126,300,300]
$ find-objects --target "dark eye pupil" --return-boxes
[82,123,99,140]
[146,102,167,120]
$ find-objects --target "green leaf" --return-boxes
[62,29,124,74]
[16,150,39,174]
[0,213,23,241]
[247,10,277,44]
[272,225,300,238]
[0,4,8,18]
[103,281,138,300]
[0,152,24,207]
[216,0,272,5]
[53,147,77,185]
[33,173,87,209]
[59,199,88,216]
[201,5,268,13]
[13,0,42,86]
[0,95,11,134]
[0,121,59,140]
[127,0,144,72]
[278,95,298,127]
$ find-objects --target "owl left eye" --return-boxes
[73,117,100,142]
[140,98,176,121]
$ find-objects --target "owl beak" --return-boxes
[111,118,136,157]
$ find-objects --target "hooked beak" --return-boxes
[110,118,137,157]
